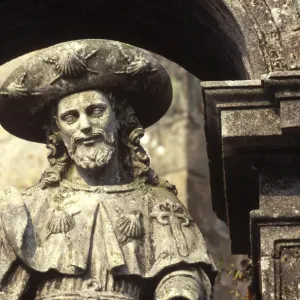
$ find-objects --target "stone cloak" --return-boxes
[0,182,216,294]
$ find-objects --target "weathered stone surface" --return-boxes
[6,1,300,299]
[280,100,300,132]
[0,46,243,299]
[0,40,216,300]
[224,0,300,77]
[221,109,281,138]
[203,71,300,299]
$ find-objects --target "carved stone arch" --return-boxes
[226,0,300,77]
[0,0,254,80]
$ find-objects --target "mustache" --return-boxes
[69,128,116,154]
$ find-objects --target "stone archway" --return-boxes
[0,0,249,80]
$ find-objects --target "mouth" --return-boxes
[80,137,96,146]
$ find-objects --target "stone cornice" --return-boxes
[202,71,300,254]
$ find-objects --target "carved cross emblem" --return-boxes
[150,199,193,257]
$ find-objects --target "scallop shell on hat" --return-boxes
[117,211,143,240]
[56,50,88,77]
[47,210,76,235]
[0,72,33,98]
[4,82,29,98]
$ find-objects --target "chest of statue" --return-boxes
[19,182,147,273]
[21,184,148,299]
[0,182,214,300]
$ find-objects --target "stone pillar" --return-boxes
[202,71,300,299]
[251,165,300,299]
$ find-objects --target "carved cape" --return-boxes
[0,181,216,298]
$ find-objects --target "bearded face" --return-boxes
[56,90,118,170]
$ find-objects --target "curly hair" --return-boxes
[39,92,177,195]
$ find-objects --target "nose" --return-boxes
[79,115,91,133]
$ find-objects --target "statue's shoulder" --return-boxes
[22,183,44,197]
[147,184,177,198]
[0,183,54,209]
[145,184,188,211]
[21,183,57,199]
[0,186,21,208]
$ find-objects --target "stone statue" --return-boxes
[0,40,216,300]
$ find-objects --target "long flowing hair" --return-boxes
[39,92,177,195]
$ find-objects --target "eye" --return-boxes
[64,114,77,124]
[90,107,104,117]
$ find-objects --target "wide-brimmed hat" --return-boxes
[0,39,172,143]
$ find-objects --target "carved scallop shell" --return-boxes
[117,211,143,240]
[47,210,75,235]
[0,72,36,98]
[56,50,88,77]
[126,57,149,75]
[115,44,157,76]
[4,82,28,98]
[44,48,98,84]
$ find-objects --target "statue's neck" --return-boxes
[65,149,131,186]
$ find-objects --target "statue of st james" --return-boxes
[0,39,216,300]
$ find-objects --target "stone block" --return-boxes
[221,109,281,138]
[280,100,300,133]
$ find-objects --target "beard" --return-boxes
[67,128,117,170]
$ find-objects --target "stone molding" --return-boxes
[202,71,300,254]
